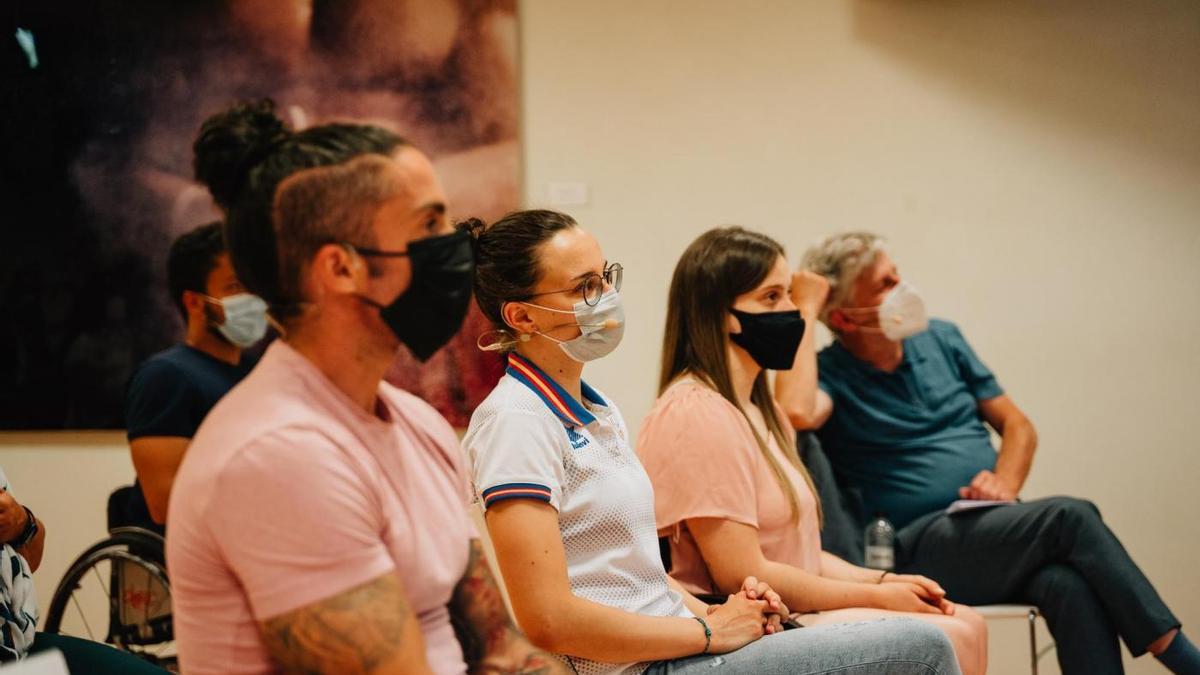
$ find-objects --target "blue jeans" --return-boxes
[644,618,961,675]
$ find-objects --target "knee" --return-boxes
[954,605,989,646]
[1050,495,1100,518]
[1043,496,1103,530]
[888,618,959,666]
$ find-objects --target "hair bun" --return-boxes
[193,99,291,209]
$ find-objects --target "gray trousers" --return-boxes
[895,496,1180,675]
[645,618,961,675]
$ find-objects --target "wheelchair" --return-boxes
[40,487,175,670]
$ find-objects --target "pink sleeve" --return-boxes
[207,428,396,621]
[637,385,760,530]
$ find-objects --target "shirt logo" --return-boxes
[565,426,590,450]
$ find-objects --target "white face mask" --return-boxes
[842,281,928,341]
[205,293,269,348]
[522,288,625,362]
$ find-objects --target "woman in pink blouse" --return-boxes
[638,226,987,675]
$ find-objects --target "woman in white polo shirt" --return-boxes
[461,209,962,675]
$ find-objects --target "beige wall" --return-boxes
[2,1,1197,673]
[519,1,1199,673]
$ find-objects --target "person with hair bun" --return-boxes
[168,101,568,675]
[461,209,963,675]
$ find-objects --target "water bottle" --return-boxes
[864,513,895,571]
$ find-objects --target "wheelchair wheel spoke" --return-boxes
[69,593,95,641]
[91,564,110,598]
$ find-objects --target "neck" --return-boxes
[516,338,585,402]
[185,323,240,366]
[286,304,395,415]
[840,330,904,372]
[726,342,761,407]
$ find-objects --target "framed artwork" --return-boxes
[1,0,516,429]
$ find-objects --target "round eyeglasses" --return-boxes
[522,262,623,307]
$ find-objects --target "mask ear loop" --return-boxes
[476,329,529,352]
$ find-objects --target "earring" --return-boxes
[519,333,532,342]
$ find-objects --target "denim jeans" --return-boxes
[644,617,961,675]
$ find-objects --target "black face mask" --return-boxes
[729,308,807,371]
[358,229,476,361]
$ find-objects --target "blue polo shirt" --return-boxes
[816,319,1004,529]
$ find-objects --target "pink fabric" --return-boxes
[167,341,473,675]
[637,379,822,595]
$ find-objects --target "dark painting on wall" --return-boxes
[1,1,515,430]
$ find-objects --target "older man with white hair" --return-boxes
[776,232,1196,675]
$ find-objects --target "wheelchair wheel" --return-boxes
[42,530,176,669]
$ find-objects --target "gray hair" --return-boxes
[800,231,888,324]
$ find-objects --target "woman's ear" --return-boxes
[726,310,742,336]
[501,301,536,338]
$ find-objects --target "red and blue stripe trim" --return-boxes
[481,482,553,507]
[506,353,606,428]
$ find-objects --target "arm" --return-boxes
[775,271,834,431]
[448,538,571,674]
[260,572,433,675]
[960,395,1038,500]
[686,517,948,616]
[666,575,711,618]
[818,551,883,584]
[0,489,45,572]
[485,500,767,661]
[129,436,190,524]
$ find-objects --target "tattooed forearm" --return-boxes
[449,539,571,675]
[260,573,423,674]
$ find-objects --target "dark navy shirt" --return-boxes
[120,345,256,532]
[816,319,1004,528]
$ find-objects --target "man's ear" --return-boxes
[311,243,365,297]
[501,301,536,337]
[827,308,855,334]
[182,290,207,318]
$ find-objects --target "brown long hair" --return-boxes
[659,226,822,525]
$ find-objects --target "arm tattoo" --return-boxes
[449,539,568,675]
[260,573,410,674]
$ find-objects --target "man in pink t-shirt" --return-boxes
[168,102,567,674]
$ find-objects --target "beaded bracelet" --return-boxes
[693,616,712,654]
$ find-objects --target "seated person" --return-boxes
[119,222,264,531]
[778,231,1196,675]
[167,100,563,674]
[462,209,963,675]
[638,226,986,675]
[1,466,166,673]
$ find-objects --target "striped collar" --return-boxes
[506,352,607,428]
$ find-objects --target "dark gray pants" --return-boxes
[895,497,1179,675]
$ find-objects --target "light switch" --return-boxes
[548,181,589,206]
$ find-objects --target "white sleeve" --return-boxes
[465,409,567,512]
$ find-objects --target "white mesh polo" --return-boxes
[463,353,692,675]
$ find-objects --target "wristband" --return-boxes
[6,506,37,549]
[693,616,711,654]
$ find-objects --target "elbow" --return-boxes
[783,404,820,432]
[512,603,566,653]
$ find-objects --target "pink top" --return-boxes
[636,379,822,595]
[167,341,474,675]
